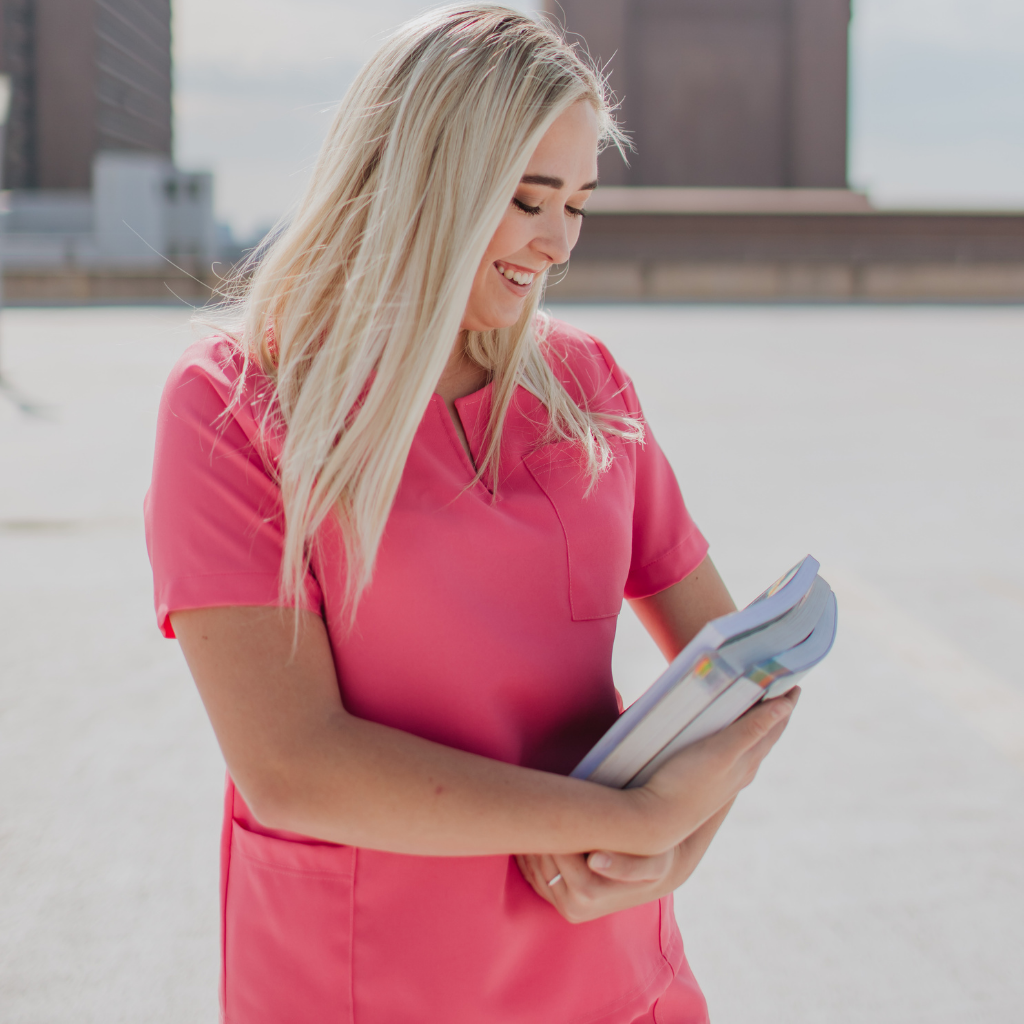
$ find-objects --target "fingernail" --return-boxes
[589,852,612,870]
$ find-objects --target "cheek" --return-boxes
[482,210,531,265]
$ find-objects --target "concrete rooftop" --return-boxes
[1,304,1022,1023]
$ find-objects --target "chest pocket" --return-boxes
[525,441,635,621]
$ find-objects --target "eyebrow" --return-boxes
[520,174,599,192]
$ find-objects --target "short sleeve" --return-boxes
[143,340,323,638]
[592,340,709,600]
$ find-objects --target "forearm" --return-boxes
[173,602,785,864]
[630,555,736,661]
[668,798,734,888]
[173,605,676,858]
[249,710,660,857]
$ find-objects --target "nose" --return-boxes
[532,207,574,267]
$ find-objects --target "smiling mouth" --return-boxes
[494,261,537,288]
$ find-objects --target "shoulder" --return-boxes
[162,334,246,410]
[158,334,276,449]
[539,316,634,413]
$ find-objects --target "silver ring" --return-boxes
[547,873,563,886]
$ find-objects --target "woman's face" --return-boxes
[461,99,600,333]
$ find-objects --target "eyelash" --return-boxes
[512,197,587,219]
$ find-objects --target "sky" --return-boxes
[172,0,1024,240]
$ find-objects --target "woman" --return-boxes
[145,6,798,1022]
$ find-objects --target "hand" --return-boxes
[516,687,802,922]
[516,803,732,924]
[625,687,801,855]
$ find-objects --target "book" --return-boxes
[627,590,837,787]
[571,556,837,789]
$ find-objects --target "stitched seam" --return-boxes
[232,850,353,881]
[561,955,672,1024]
[220,788,234,1023]
[636,527,704,574]
[348,848,358,1024]
[162,570,283,583]
[525,450,627,621]
[523,456,578,619]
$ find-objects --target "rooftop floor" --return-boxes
[1,304,1022,1023]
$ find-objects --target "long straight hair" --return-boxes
[216,4,637,615]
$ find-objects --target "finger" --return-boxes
[731,697,801,790]
[550,853,604,905]
[538,853,567,891]
[744,694,800,760]
[515,853,538,892]
[748,687,799,729]
[516,854,555,905]
[549,852,591,890]
[531,855,562,899]
[548,853,605,922]
[671,690,796,803]
[722,687,798,752]
[586,849,673,884]
[763,686,800,714]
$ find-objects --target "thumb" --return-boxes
[587,849,673,883]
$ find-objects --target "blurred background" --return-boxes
[1,2,1022,1022]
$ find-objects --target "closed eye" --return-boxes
[513,197,587,218]
[513,197,541,215]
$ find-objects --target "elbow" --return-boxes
[227,714,353,838]
[243,792,292,834]
[232,765,306,834]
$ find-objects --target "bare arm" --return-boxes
[171,567,790,860]
[173,605,637,855]
[629,552,737,659]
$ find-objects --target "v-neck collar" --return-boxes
[434,382,494,494]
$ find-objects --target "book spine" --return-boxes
[625,660,792,788]
[570,627,725,779]
[586,652,740,787]
[762,668,808,700]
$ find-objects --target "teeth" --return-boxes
[498,263,534,286]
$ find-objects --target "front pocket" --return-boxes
[525,442,634,621]
[224,821,356,1024]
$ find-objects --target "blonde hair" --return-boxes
[215,4,638,615]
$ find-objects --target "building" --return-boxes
[0,0,215,302]
[542,0,1024,302]
[548,0,850,189]
[0,0,172,189]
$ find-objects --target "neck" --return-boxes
[435,332,488,403]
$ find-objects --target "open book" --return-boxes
[572,556,837,789]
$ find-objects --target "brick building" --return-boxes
[548,0,850,189]
[0,0,172,190]
[542,0,1024,302]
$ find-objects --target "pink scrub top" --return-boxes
[145,320,711,1024]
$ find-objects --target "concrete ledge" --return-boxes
[8,249,1024,306]
[2,267,219,305]
[861,263,1024,301]
[586,187,874,215]
[553,204,1024,301]
[547,261,1024,302]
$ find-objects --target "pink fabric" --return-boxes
[145,320,710,1024]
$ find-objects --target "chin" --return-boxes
[465,298,527,333]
